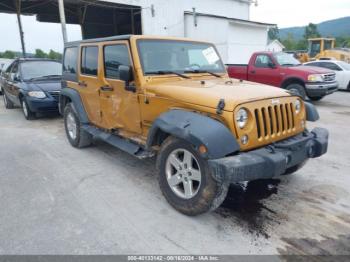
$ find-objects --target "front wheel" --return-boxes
[157,137,228,216]
[64,103,92,148]
[285,83,306,100]
[21,98,36,120]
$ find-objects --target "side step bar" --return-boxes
[82,125,154,159]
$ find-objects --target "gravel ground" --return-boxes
[0,91,349,255]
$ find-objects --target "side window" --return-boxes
[254,55,273,68]
[103,44,131,79]
[10,63,19,81]
[305,62,320,67]
[323,62,342,71]
[81,46,99,76]
[63,47,78,74]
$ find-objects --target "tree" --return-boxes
[34,49,47,58]
[48,49,62,60]
[303,23,321,40]
[268,26,280,40]
[1,50,16,59]
[281,33,297,50]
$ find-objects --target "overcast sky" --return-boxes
[0,0,349,53]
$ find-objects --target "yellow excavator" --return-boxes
[293,38,350,63]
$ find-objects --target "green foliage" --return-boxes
[48,49,62,60]
[335,36,350,48]
[268,27,280,40]
[34,49,48,58]
[303,23,321,39]
[0,50,16,59]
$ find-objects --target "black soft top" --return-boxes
[65,35,133,47]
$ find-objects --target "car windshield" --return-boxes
[21,61,62,80]
[274,52,301,66]
[338,61,350,71]
[137,39,225,75]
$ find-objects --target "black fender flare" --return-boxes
[59,88,89,124]
[146,110,240,159]
[305,102,319,122]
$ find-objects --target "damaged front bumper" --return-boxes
[208,128,329,183]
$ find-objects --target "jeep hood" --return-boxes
[144,78,292,112]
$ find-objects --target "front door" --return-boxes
[99,41,141,134]
[78,44,104,126]
[249,54,281,87]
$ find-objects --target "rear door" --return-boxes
[99,41,142,133]
[249,54,281,87]
[6,61,21,105]
[78,44,104,126]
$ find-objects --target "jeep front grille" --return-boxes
[254,103,295,139]
[323,73,336,82]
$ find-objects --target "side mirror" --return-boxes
[268,61,276,68]
[13,75,21,82]
[119,65,136,92]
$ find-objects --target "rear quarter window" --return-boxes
[63,47,78,82]
[81,46,98,76]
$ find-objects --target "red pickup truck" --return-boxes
[227,52,338,101]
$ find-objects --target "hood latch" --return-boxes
[216,99,225,115]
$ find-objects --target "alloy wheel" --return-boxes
[165,148,202,199]
[66,112,77,140]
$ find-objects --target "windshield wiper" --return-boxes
[27,75,61,81]
[184,70,222,78]
[145,70,190,79]
[281,63,300,67]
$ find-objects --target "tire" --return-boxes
[21,98,36,120]
[285,83,306,100]
[64,103,92,148]
[3,92,14,109]
[157,136,229,216]
[309,96,324,101]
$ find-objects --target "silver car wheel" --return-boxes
[66,112,77,140]
[165,148,202,199]
[22,100,28,117]
[3,93,8,107]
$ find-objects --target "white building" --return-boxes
[103,0,275,64]
[266,39,285,52]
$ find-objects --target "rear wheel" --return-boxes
[3,92,14,109]
[157,137,228,216]
[21,98,36,120]
[285,83,306,100]
[64,103,92,148]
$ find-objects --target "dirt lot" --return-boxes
[0,91,350,255]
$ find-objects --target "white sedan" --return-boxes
[304,60,350,90]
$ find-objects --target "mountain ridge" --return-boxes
[280,17,350,40]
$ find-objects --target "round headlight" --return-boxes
[236,108,249,129]
[294,99,301,114]
[28,91,46,99]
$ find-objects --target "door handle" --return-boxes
[250,70,256,74]
[100,85,114,92]
[78,81,87,87]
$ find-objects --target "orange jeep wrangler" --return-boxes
[59,35,328,216]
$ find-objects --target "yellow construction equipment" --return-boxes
[293,38,350,63]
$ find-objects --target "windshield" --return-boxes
[137,40,225,75]
[21,61,62,80]
[338,61,350,71]
[274,52,301,66]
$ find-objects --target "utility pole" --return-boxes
[58,0,68,43]
[15,0,26,57]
